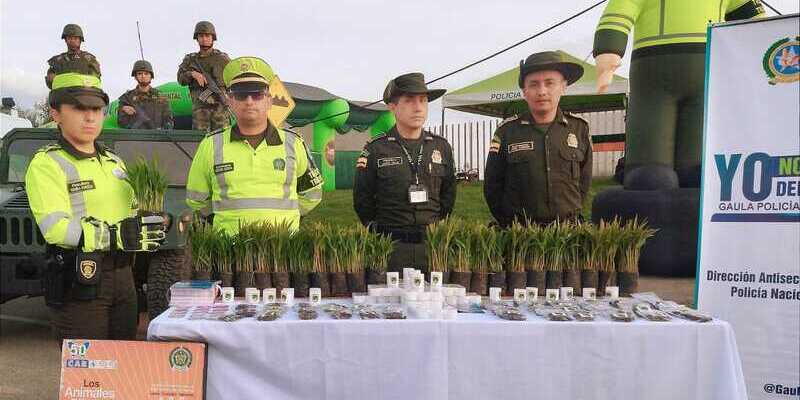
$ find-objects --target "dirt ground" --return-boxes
[0,276,696,400]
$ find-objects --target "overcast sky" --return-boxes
[1,0,796,123]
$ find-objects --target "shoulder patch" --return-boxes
[497,115,520,129]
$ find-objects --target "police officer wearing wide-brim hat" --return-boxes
[186,56,323,234]
[484,51,593,227]
[353,72,456,273]
[25,73,166,342]
[45,24,101,89]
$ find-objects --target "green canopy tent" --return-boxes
[442,51,629,118]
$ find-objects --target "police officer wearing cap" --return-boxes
[484,51,593,227]
[353,73,456,272]
[186,57,323,234]
[25,73,167,342]
[45,24,101,89]
[117,60,173,129]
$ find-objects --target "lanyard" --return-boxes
[398,138,425,185]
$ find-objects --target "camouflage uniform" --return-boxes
[45,50,101,89]
[117,88,173,129]
[177,49,230,131]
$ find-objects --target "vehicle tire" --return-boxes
[147,250,185,320]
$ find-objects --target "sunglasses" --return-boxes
[230,91,268,101]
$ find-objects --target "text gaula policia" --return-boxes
[706,270,800,301]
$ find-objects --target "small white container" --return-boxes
[430,292,443,302]
[489,287,502,303]
[605,286,619,299]
[430,271,443,287]
[263,288,277,303]
[525,287,538,303]
[309,288,322,305]
[582,288,597,300]
[545,289,560,302]
[454,287,467,297]
[405,291,419,301]
[245,288,260,304]
[513,289,527,303]
[560,287,574,300]
[281,288,295,306]
[418,291,431,301]
[387,272,400,288]
[221,287,235,303]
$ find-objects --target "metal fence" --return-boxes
[428,110,626,179]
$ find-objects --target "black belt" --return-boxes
[46,246,132,270]
[373,225,426,244]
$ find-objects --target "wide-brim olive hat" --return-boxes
[383,72,446,104]
[518,51,584,88]
[48,73,109,108]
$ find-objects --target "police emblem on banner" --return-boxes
[273,158,286,171]
[79,260,97,280]
[763,36,799,85]
[169,346,192,372]
[431,149,442,164]
[567,133,579,148]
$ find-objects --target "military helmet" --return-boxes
[193,21,217,40]
[131,60,154,78]
[61,24,84,41]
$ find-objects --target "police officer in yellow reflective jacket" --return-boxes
[25,73,166,342]
[186,57,323,234]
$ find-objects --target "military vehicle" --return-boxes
[0,128,204,318]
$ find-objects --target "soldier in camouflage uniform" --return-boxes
[117,60,173,129]
[45,24,101,89]
[177,21,231,131]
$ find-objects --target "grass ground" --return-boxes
[303,177,620,225]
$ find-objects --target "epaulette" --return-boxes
[425,131,448,141]
[497,115,520,129]
[367,134,387,144]
[205,127,227,137]
[36,143,62,154]
[563,111,589,126]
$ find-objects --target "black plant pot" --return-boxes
[219,272,234,288]
[366,269,386,285]
[506,271,527,294]
[563,269,582,295]
[254,272,271,290]
[618,272,639,297]
[470,272,488,296]
[526,270,546,294]
[489,272,507,296]
[309,272,330,297]
[330,272,349,297]
[545,270,562,289]
[346,271,366,294]
[291,272,310,298]
[272,272,290,295]
[581,270,598,292]
[235,271,254,297]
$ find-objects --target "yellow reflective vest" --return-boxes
[25,138,135,252]
[185,124,323,234]
[594,0,764,56]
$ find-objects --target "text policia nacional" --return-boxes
[706,270,800,301]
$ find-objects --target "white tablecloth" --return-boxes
[148,303,747,400]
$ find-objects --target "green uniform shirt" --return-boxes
[593,0,764,57]
[484,109,592,226]
[45,50,101,89]
[25,137,135,251]
[185,124,323,234]
[117,87,174,130]
[177,49,230,106]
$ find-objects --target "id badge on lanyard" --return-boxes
[400,140,429,204]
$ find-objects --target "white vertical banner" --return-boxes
[697,14,800,400]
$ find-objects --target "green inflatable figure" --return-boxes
[593,0,764,189]
[312,99,349,191]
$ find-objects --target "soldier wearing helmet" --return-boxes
[45,24,101,89]
[177,21,231,132]
[117,60,173,130]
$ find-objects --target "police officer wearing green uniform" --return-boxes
[25,73,166,342]
[177,21,231,132]
[593,0,764,189]
[45,24,101,89]
[186,57,323,234]
[484,52,592,227]
[353,73,456,272]
[118,60,174,130]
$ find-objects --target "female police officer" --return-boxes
[25,72,166,342]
